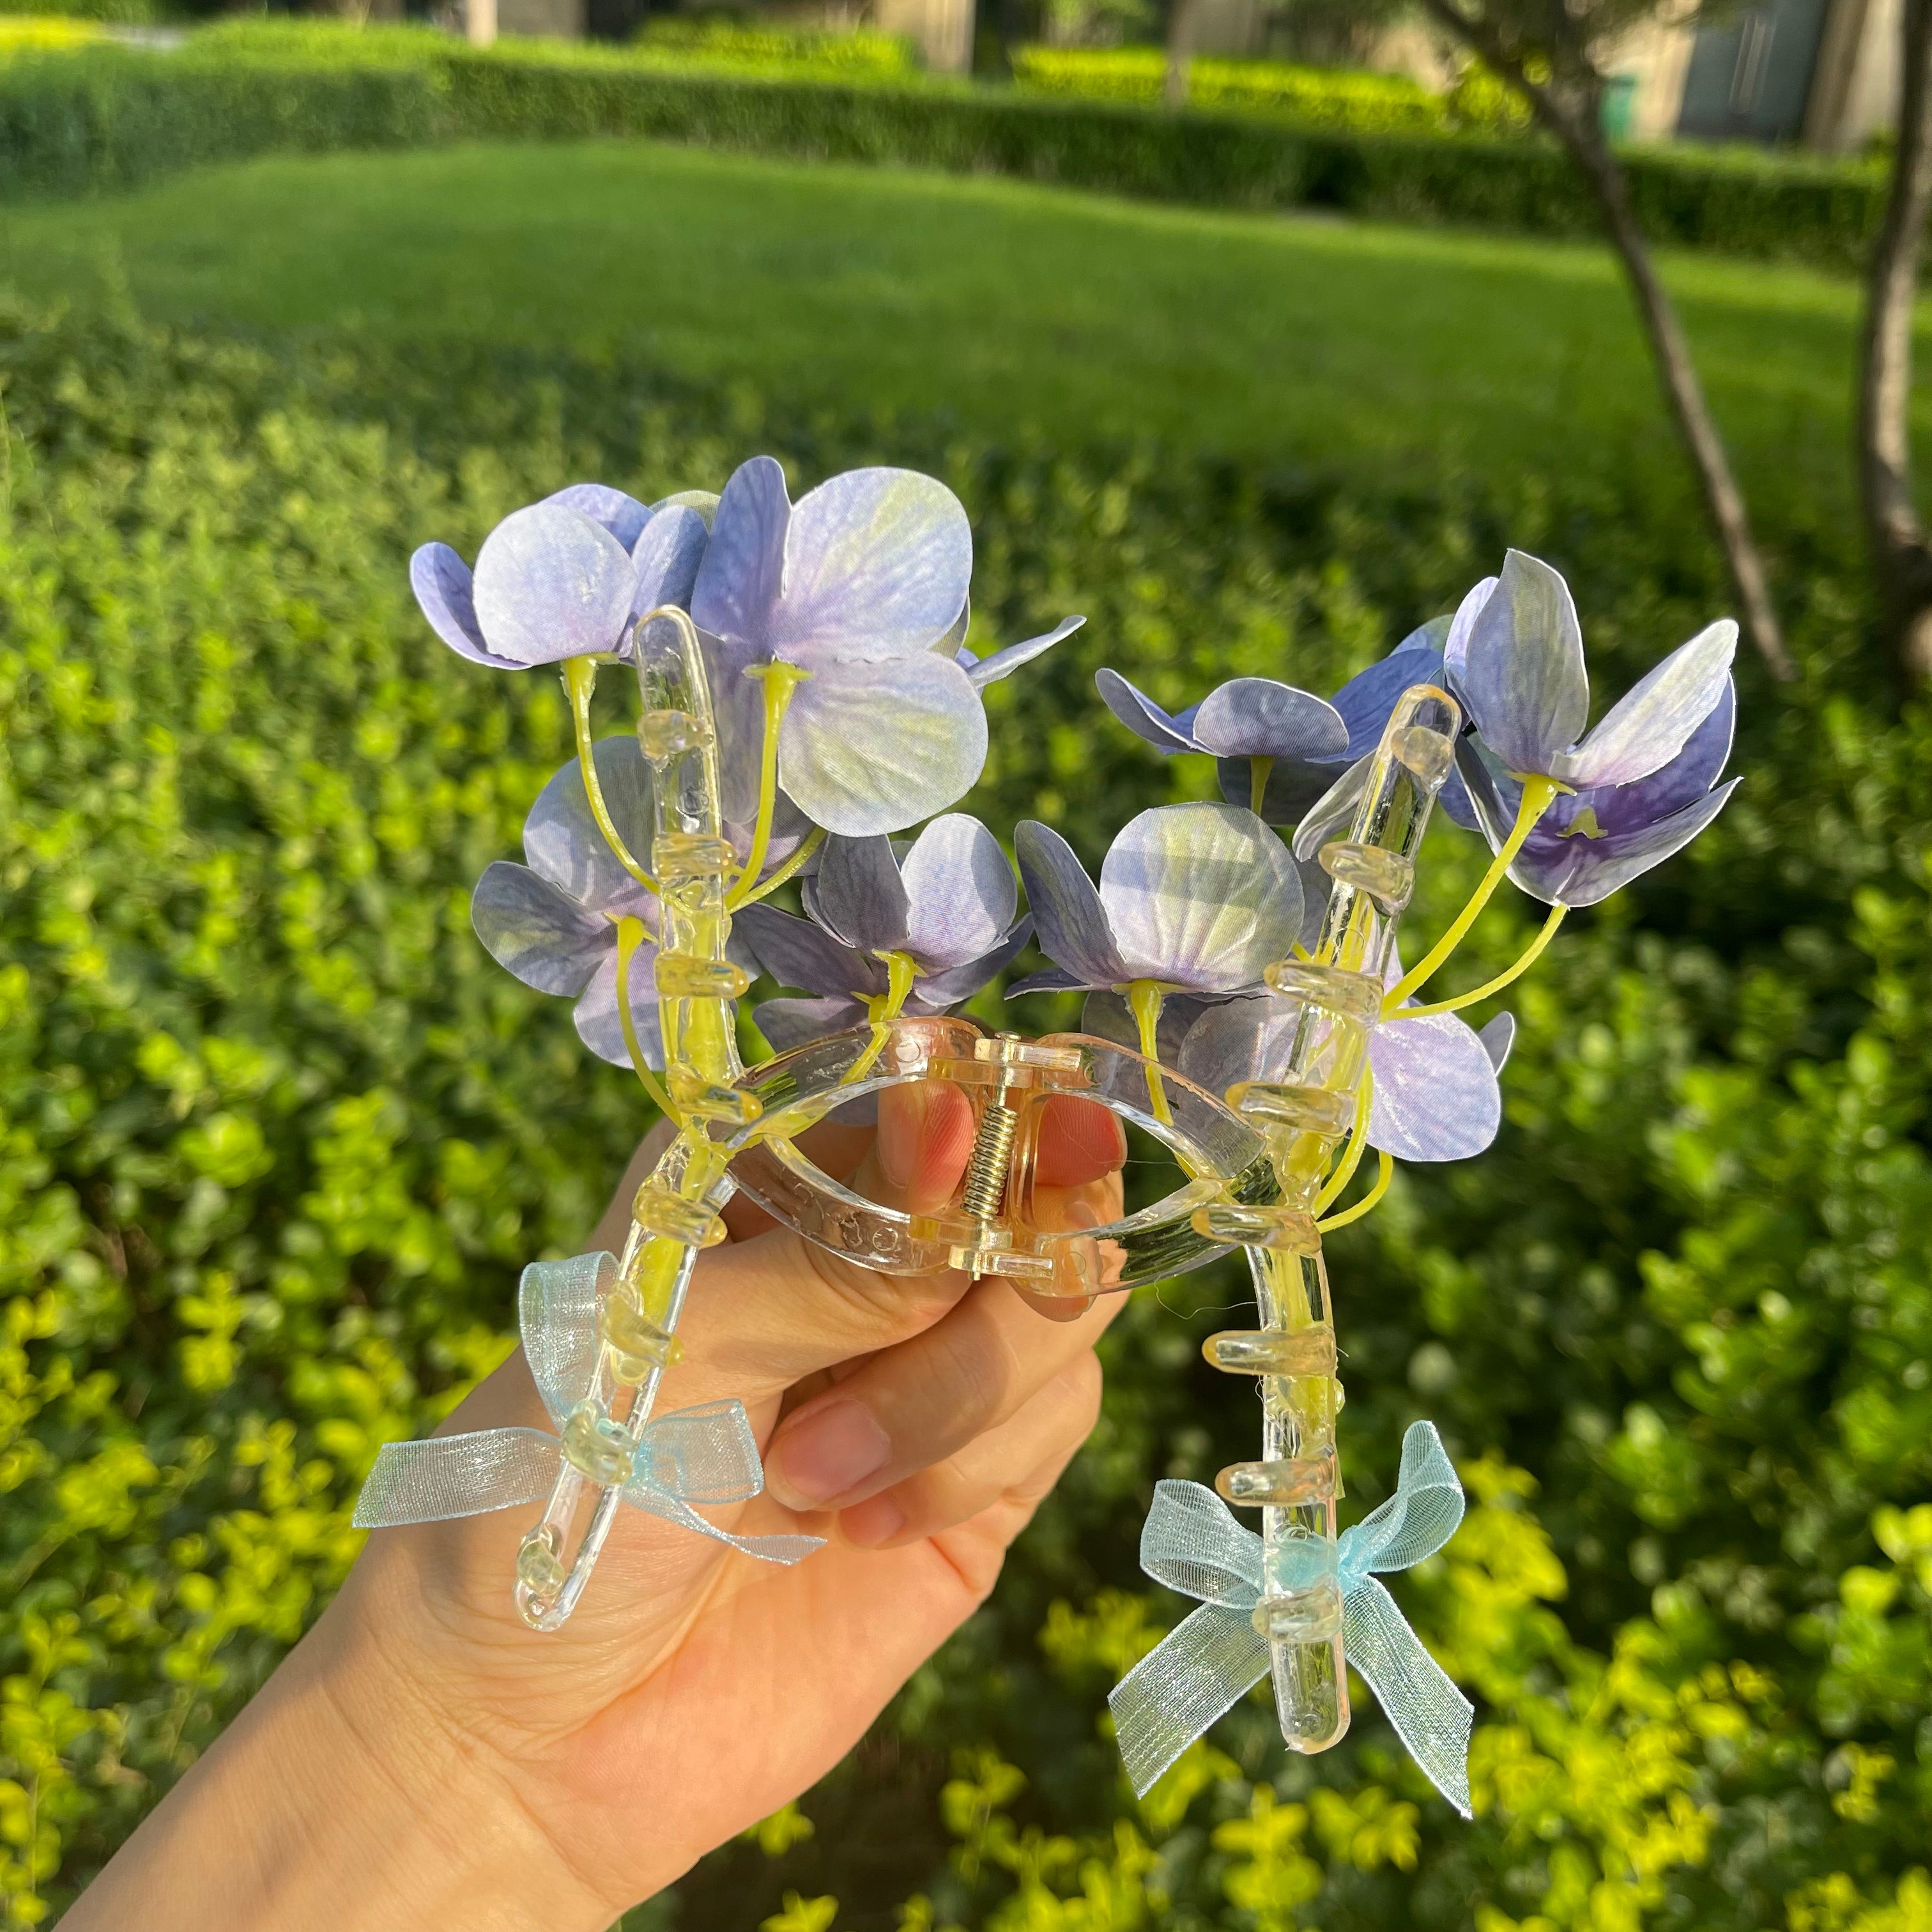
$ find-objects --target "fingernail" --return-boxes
[839,1492,907,1548]
[765,1399,893,1509]
[878,1081,933,1190]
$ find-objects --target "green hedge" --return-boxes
[0,30,1892,267]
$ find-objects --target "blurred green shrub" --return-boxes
[1,299,1929,1931]
[631,17,920,79]
[0,21,1890,270]
[1009,44,1528,137]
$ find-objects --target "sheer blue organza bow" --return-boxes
[353,1251,822,1565]
[1108,1421,1473,1814]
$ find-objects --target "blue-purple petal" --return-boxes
[471,503,638,666]
[1478,1012,1515,1071]
[522,736,656,911]
[691,456,790,648]
[773,468,973,665]
[411,542,522,668]
[753,994,868,1053]
[812,834,912,957]
[778,653,986,837]
[1556,620,1736,789]
[544,484,652,552]
[471,861,613,996]
[1015,822,1130,991]
[1460,550,1588,776]
[1216,754,1349,828]
[1331,650,1450,761]
[1174,993,1295,1094]
[573,948,666,1070]
[1442,575,1498,686]
[1099,803,1303,992]
[1368,1011,1501,1160]
[737,903,883,1000]
[901,814,1018,968]
[631,503,709,617]
[1192,679,1349,762]
[914,918,1033,1008]
[1094,668,1199,753]
[1080,988,1214,1066]
[966,615,1085,689]
[1514,778,1740,908]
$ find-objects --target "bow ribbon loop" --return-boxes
[353,1254,822,1567]
[1109,1421,1473,1817]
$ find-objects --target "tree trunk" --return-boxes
[1164,0,1198,107]
[1416,1,1793,680]
[467,0,498,49]
[1859,0,1932,684]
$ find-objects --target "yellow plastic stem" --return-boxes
[1127,979,1174,1126]
[726,663,812,909]
[1317,1149,1393,1232]
[732,826,825,908]
[1384,772,1562,1006]
[1383,903,1568,1022]
[1312,1070,1373,1215]
[1248,756,1275,818]
[844,948,919,1085]
[564,657,657,894]
[614,917,677,1121]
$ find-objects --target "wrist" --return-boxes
[65,1571,619,1932]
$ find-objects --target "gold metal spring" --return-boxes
[961,1102,1020,1222]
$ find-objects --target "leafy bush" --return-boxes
[0,22,1891,270]
[0,17,106,55]
[2,298,1930,1932]
[631,17,921,79]
[1010,43,1528,137]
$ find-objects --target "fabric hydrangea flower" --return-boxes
[738,815,1030,1048]
[411,484,712,670]
[1095,620,1476,831]
[1446,551,1735,790]
[1455,680,1740,908]
[470,736,767,1068]
[691,457,1080,838]
[1009,804,1308,999]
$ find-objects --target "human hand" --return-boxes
[66,1075,1126,1932]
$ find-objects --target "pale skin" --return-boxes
[63,1078,1127,1932]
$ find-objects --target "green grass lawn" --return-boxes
[2,137,1919,533]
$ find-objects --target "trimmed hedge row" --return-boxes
[0,34,1890,268]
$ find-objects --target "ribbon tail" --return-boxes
[353,1428,562,1528]
[624,1483,825,1566]
[1108,1602,1270,1798]
[1344,1577,1473,1818]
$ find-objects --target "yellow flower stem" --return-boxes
[1126,978,1174,1127]
[726,663,812,910]
[1248,756,1275,818]
[1384,772,1563,1007]
[563,657,657,894]
[732,826,825,908]
[1382,903,1568,1022]
[614,917,677,1121]
[1312,1069,1373,1215]
[843,948,919,1085]
[1317,1149,1393,1232]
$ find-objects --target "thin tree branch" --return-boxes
[1859,0,1932,683]
[1420,0,1795,680]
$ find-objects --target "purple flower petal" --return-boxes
[1460,550,1588,776]
[631,503,709,617]
[737,903,883,1000]
[1099,803,1303,992]
[544,484,652,551]
[1291,753,1375,862]
[1516,779,1740,908]
[471,861,613,996]
[914,918,1032,1008]
[471,503,638,666]
[1442,575,1498,686]
[522,737,656,910]
[753,994,868,1053]
[1006,965,1091,997]
[778,654,986,837]
[1393,615,1452,654]
[812,834,912,957]
[1217,755,1351,828]
[1015,822,1131,991]
[412,543,525,668]
[572,947,667,1070]
[773,468,973,665]
[901,814,1018,968]
[1555,620,1736,788]
[1175,992,1296,1094]
[1587,678,1735,832]
[965,615,1085,689]
[1478,1012,1515,1071]
[1080,988,1215,1065]
[691,456,790,648]
[1330,648,1450,761]
[1192,679,1349,762]
[1368,1011,1501,1160]
[695,625,768,831]
[1094,668,1200,753]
